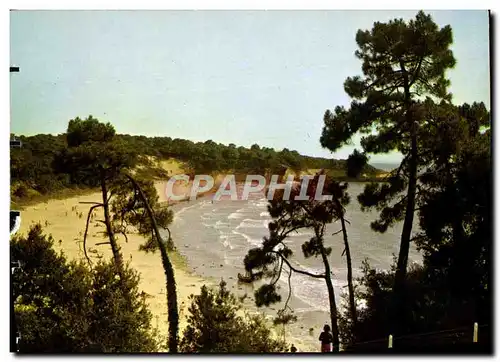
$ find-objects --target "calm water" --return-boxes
[369,162,400,172]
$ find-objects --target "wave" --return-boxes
[248,199,268,208]
[228,212,244,220]
[274,262,352,313]
[259,211,270,217]
[236,218,270,230]
[173,202,200,221]
[289,231,314,238]
[232,230,262,247]
[215,220,231,229]
[220,234,234,250]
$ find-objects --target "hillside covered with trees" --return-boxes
[10,129,381,204]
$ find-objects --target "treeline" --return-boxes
[10,129,379,202]
[116,134,349,174]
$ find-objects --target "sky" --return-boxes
[10,10,490,162]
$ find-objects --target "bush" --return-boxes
[12,224,159,353]
[179,280,287,353]
[34,174,65,194]
[12,183,29,198]
[338,259,490,350]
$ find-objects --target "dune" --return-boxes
[16,185,211,350]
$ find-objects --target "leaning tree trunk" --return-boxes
[392,69,418,335]
[125,174,179,353]
[337,203,357,330]
[320,243,340,349]
[99,168,124,272]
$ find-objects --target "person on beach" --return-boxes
[290,344,297,353]
[319,324,333,352]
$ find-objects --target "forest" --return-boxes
[10,11,491,354]
[10,129,380,205]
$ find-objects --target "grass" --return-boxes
[328,175,387,183]
[325,167,388,183]
[169,248,191,274]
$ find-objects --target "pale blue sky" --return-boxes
[10,10,490,162]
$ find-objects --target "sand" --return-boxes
[16,187,211,349]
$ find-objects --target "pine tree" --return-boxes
[320,11,456,334]
[62,116,180,352]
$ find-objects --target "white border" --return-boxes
[1,1,496,10]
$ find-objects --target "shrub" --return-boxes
[179,280,287,353]
[12,183,29,198]
[12,224,159,353]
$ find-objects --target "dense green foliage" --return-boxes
[179,280,287,353]
[12,224,159,353]
[11,127,380,204]
[346,149,369,178]
[338,106,491,349]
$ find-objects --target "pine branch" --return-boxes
[332,229,343,236]
[409,58,424,87]
[271,251,325,279]
[271,258,284,286]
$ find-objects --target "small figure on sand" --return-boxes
[319,324,333,353]
[290,344,297,353]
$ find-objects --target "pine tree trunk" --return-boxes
[338,209,357,329]
[320,245,340,349]
[99,168,134,311]
[394,132,417,285]
[392,70,417,334]
[99,168,123,270]
[125,175,179,353]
